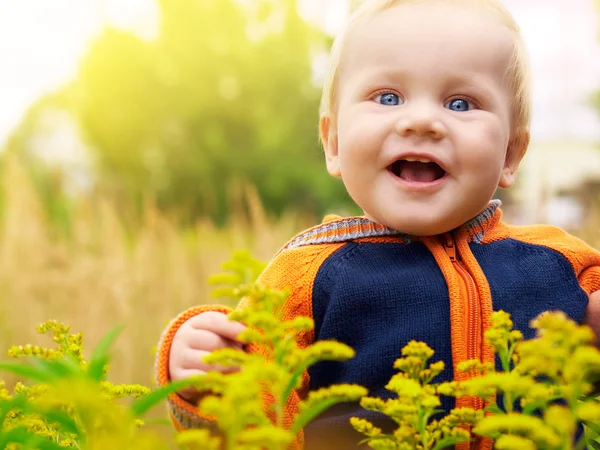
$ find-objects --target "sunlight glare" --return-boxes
[100,0,160,41]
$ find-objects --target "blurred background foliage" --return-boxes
[3,0,356,228]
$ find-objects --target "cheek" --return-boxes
[338,130,375,164]
[338,115,389,155]
[461,124,508,169]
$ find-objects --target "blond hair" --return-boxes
[319,0,532,139]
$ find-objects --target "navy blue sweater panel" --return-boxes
[305,241,454,447]
[470,238,588,339]
[471,237,588,440]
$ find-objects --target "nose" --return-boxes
[394,102,446,139]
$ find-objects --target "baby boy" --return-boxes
[157,0,600,448]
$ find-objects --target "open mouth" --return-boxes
[389,159,446,183]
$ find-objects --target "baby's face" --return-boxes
[321,1,522,235]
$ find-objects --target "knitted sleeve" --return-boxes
[155,241,344,448]
[155,304,233,431]
[507,224,600,294]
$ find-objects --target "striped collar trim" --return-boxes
[279,200,502,252]
[280,217,407,252]
[464,199,502,243]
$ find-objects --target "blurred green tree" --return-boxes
[4,0,355,224]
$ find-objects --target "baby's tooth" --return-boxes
[402,157,432,163]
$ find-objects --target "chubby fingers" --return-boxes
[187,311,247,342]
[184,329,244,352]
[176,348,241,374]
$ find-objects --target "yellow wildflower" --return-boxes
[462,372,536,399]
[456,359,491,375]
[282,316,314,332]
[544,405,575,436]
[385,376,422,398]
[491,310,514,330]
[519,384,557,409]
[383,400,419,417]
[360,397,387,412]
[575,401,600,422]
[176,429,221,450]
[436,381,458,397]
[301,384,367,411]
[495,434,536,450]
[473,413,561,448]
[238,425,294,447]
[370,439,400,450]
[442,407,484,426]
[401,341,435,360]
[350,417,382,437]
[296,341,355,362]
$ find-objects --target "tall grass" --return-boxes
[0,156,312,390]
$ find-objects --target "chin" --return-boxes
[378,217,453,236]
[378,217,462,236]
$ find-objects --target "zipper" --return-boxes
[441,232,483,412]
[442,233,495,450]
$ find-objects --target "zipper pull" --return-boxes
[442,233,457,261]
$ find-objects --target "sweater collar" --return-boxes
[280,200,502,252]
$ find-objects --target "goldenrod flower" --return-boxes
[473,413,561,448]
[176,429,221,450]
[360,397,387,412]
[436,381,458,397]
[575,401,600,422]
[495,434,536,450]
[401,341,435,360]
[300,384,367,412]
[544,405,575,436]
[519,384,557,409]
[238,425,294,447]
[350,417,382,437]
[385,376,423,398]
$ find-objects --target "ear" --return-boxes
[320,114,341,177]
[498,128,530,189]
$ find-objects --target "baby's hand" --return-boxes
[169,311,246,402]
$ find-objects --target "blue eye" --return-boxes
[375,93,402,106]
[446,98,472,111]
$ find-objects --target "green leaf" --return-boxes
[0,360,52,382]
[131,378,201,417]
[291,398,341,434]
[87,324,124,380]
[281,367,307,405]
[23,434,67,450]
[0,426,65,450]
[39,409,81,436]
[0,395,27,426]
[587,438,600,450]
[432,436,472,450]
[0,427,30,448]
[31,356,82,379]
[584,420,600,436]
[485,404,506,415]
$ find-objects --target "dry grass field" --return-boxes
[0,157,312,391]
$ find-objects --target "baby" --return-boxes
[156,0,600,448]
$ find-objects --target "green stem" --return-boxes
[499,346,511,374]
[273,339,286,429]
[503,391,513,414]
[419,404,430,450]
